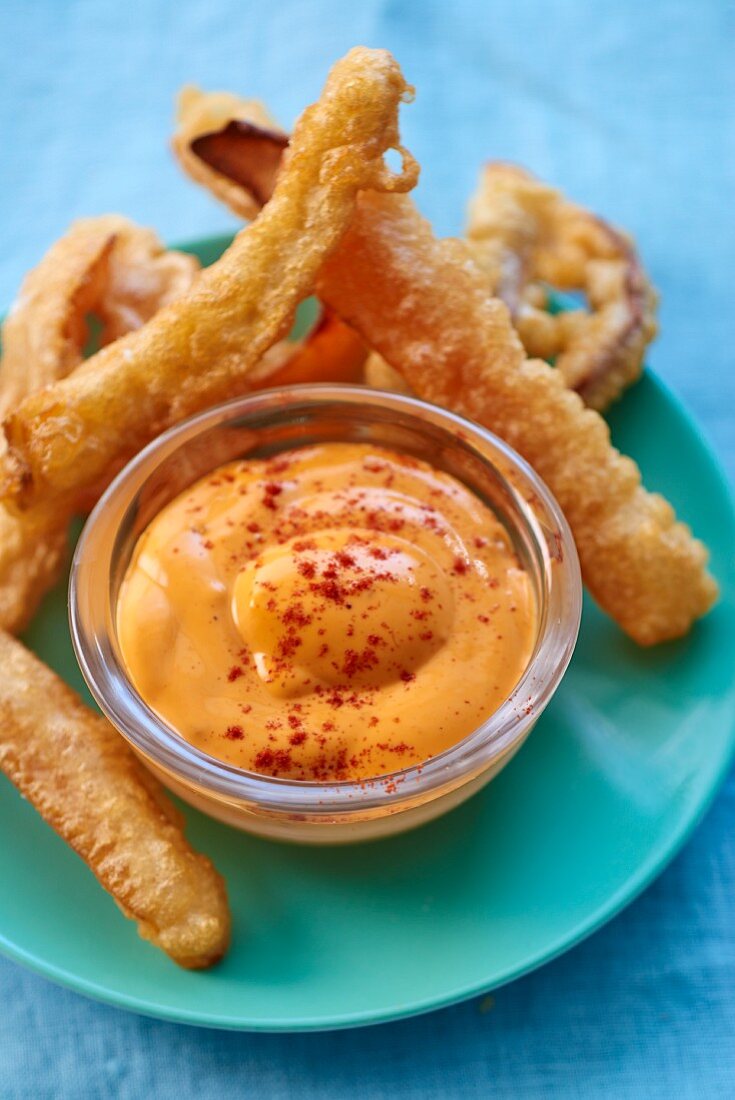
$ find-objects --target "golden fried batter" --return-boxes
[363,350,412,394]
[466,163,658,411]
[173,86,288,221]
[1,48,417,513]
[170,90,716,644]
[0,632,230,967]
[317,194,715,645]
[0,217,199,632]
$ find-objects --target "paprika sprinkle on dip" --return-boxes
[116,443,536,781]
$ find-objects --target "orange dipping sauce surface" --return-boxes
[117,443,536,782]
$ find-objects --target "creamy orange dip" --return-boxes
[117,443,536,782]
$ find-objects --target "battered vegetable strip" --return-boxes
[251,308,366,388]
[0,631,230,967]
[316,193,715,644]
[175,87,368,390]
[0,48,417,513]
[0,217,199,632]
[466,163,658,411]
[175,86,367,386]
[169,91,717,643]
[173,85,288,221]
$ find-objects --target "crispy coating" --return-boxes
[173,86,288,221]
[466,164,658,411]
[317,194,715,645]
[169,91,716,643]
[2,48,417,513]
[0,632,230,967]
[0,217,199,633]
[364,350,413,394]
[0,216,199,414]
[174,91,367,389]
[0,510,67,635]
[87,216,201,344]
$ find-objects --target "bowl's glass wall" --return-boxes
[70,386,581,837]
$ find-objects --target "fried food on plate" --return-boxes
[466,163,658,411]
[0,217,199,633]
[179,100,656,415]
[0,215,199,417]
[168,96,715,644]
[173,85,288,220]
[174,84,368,390]
[0,631,230,967]
[1,48,417,514]
[318,194,715,644]
[364,349,412,394]
[252,308,366,388]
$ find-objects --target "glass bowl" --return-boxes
[69,385,582,844]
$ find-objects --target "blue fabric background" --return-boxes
[1,1,734,1096]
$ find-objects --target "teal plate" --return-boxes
[1,235,734,1032]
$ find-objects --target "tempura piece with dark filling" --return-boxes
[170,106,716,643]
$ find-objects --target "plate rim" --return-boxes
[1,233,733,1032]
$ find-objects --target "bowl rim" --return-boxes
[69,384,582,816]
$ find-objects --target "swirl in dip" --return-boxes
[117,443,536,782]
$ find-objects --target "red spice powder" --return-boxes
[377,741,412,755]
[224,725,244,740]
[227,665,244,682]
[254,747,292,772]
[277,633,302,659]
[262,481,283,510]
[341,647,378,679]
[281,603,312,628]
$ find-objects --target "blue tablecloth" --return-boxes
[1,1,734,1096]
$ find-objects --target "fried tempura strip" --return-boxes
[317,194,715,644]
[466,164,658,411]
[0,218,199,633]
[177,99,655,415]
[0,631,230,966]
[170,91,717,644]
[1,221,110,417]
[173,86,288,221]
[2,48,417,512]
[0,215,199,414]
[174,88,368,390]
